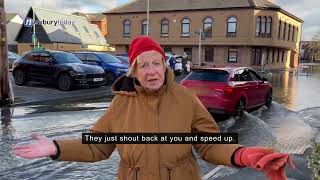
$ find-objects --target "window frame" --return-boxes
[203,17,213,38]
[141,19,148,35]
[283,22,287,40]
[267,17,272,37]
[161,18,169,37]
[123,20,131,37]
[256,16,261,37]
[181,18,190,37]
[228,48,238,62]
[227,17,237,37]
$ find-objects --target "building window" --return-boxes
[123,20,131,37]
[296,28,299,42]
[252,48,261,65]
[267,17,272,37]
[278,21,282,39]
[274,49,278,63]
[228,48,238,62]
[181,18,190,37]
[292,26,295,42]
[205,46,214,62]
[161,19,169,37]
[142,19,148,35]
[203,17,213,37]
[227,17,237,37]
[261,16,266,37]
[271,49,275,63]
[266,48,270,64]
[282,50,286,63]
[256,16,261,37]
[288,24,291,41]
[278,49,282,63]
[283,22,287,40]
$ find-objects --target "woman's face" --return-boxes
[135,51,165,91]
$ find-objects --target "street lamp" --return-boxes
[195,29,205,66]
[146,0,149,36]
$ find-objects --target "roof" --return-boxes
[17,7,107,45]
[86,13,106,21]
[6,13,19,23]
[105,0,301,22]
[106,0,279,13]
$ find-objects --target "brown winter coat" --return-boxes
[54,68,241,180]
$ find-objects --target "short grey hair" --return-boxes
[126,56,167,78]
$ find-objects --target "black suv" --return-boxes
[12,51,106,91]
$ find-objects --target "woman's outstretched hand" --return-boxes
[12,133,57,159]
[234,147,296,180]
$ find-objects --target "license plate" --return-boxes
[93,78,104,82]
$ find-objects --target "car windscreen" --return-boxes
[97,53,123,63]
[116,56,129,63]
[185,70,229,82]
[51,52,83,64]
[8,52,20,58]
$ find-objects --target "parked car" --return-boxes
[180,67,272,120]
[116,55,129,64]
[12,51,106,91]
[8,51,21,70]
[73,52,128,86]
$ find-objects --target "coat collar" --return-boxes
[112,67,174,97]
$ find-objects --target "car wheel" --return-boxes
[265,91,272,108]
[57,73,73,91]
[233,99,245,121]
[105,72,116,86]
[13,69,27,86]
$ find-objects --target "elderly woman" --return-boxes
[13,36,294,180]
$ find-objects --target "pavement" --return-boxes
[7,72,113,107]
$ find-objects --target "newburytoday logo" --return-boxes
[24,17,75,28]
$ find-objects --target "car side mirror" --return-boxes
[46,58,54,64]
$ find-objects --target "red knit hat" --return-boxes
[128,36,166,66]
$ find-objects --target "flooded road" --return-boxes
[1,64,320,179]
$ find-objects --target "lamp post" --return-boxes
[198,29,202,66]
[146,0,149,36]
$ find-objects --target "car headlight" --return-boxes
[73,66,85,73]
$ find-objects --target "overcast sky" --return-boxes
[4,0,319,40]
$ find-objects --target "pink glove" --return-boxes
[234,147,296,180]
[12,133,57,159]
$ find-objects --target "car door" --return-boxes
[26,52,42,81]
[248,69,268,105]
[29,53,55,82]
[237,69,258,108]
[38,53,56,82]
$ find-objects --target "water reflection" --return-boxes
[270,65,320,111]
[1,107,14,138]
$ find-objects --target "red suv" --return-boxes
[180,67,272,120]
